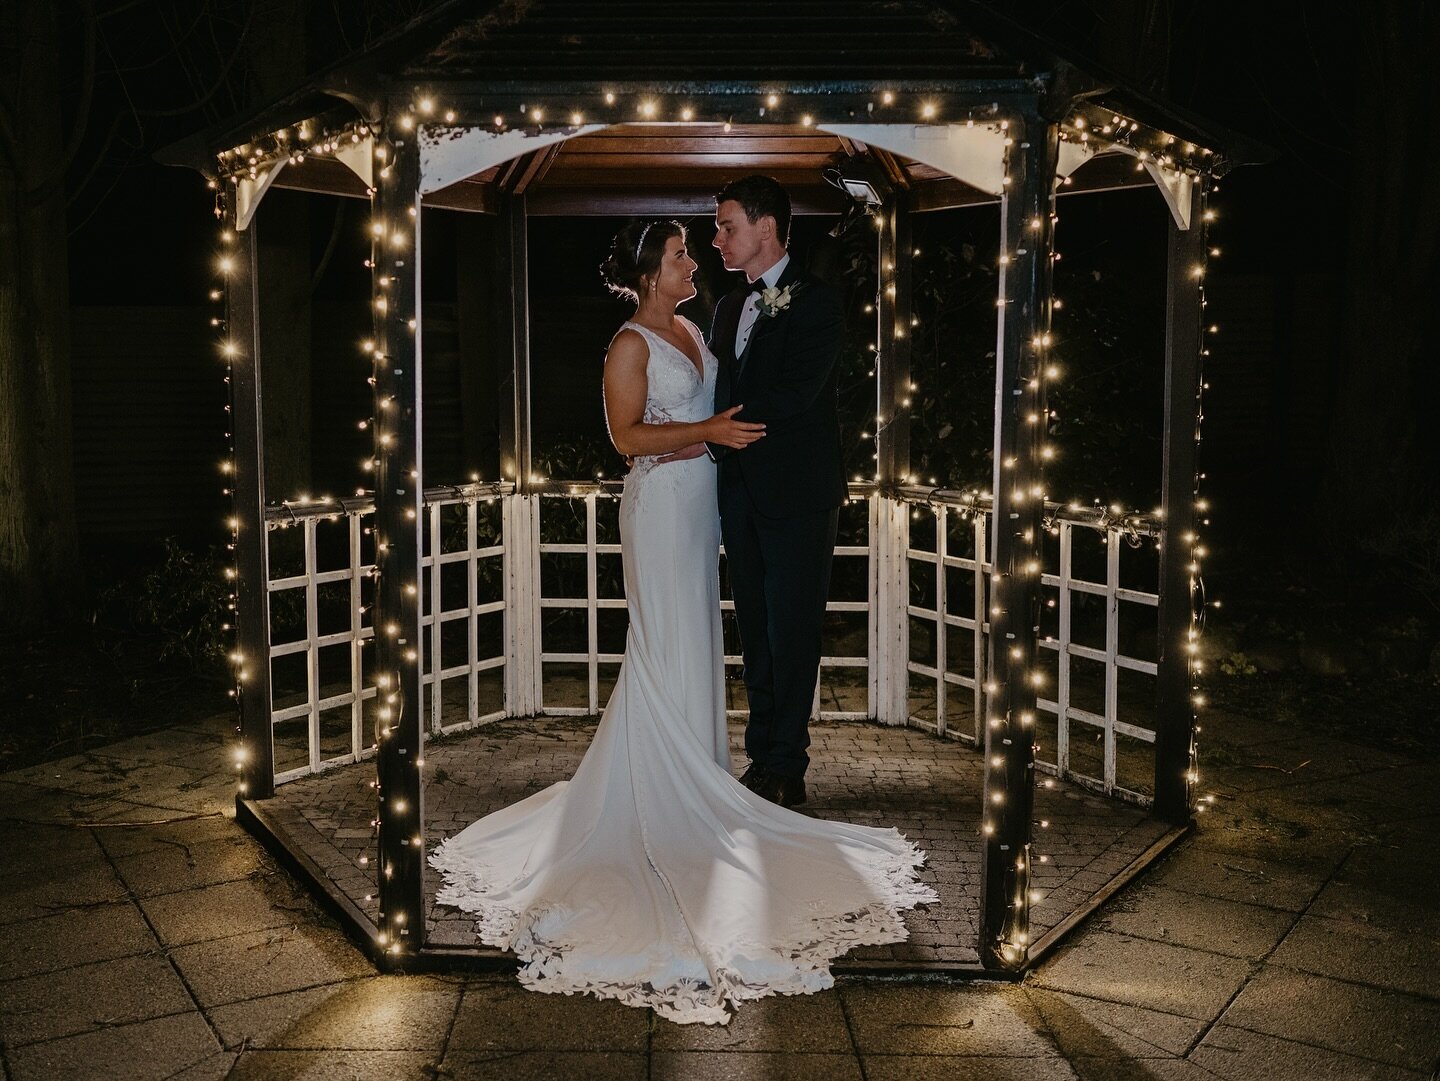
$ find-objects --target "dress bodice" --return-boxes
[622,319,716,429]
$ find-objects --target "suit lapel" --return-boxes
[736,261,803,392]
[712,287,747,409]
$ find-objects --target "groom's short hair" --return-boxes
[716,175,791,247]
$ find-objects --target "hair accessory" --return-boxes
[634,222,653,262]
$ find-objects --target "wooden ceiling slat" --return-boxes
[561,136,845,155]
[554,154,839,170]
[523,187,842,218]
[540,167,840,187]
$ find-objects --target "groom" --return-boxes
[707,175,847,809]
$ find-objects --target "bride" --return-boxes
[429,219,936,1025]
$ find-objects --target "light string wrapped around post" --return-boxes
[977,113,1060,972]
[368,105,427,959]
[212,186,246,798]
[1186,192,1219,818]
[1152,174,1215,824]
[216,176,276,802]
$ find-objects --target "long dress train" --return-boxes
[429,318,937,1024]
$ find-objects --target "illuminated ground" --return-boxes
[261,715,1173,965]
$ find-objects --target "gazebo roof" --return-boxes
[160,0,1270,214]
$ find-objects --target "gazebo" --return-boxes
[162,0,1267,974]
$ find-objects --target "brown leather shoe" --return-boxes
[756,772,807,808]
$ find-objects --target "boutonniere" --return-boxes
[756,282,805,319]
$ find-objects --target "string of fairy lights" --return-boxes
[214,87,1220,961]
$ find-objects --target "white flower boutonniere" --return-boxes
[756,282,805,320]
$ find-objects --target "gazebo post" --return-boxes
[371,116,426,956]
[871,193,914,725]
[497,190,542,718]
[1153,181,1207,824]
[979,113,1059,971]
[226,203,275,802]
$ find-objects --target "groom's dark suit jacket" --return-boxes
[707,259,847,516]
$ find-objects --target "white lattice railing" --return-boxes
[263,484,1162,801]
[899,487,1161,804]
[535,484,872,722]
[264,484,509,785]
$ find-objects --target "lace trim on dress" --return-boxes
[430,833,938,1025]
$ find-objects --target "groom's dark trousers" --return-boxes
[707,258,847,780]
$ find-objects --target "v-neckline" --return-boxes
[631,320,705,381]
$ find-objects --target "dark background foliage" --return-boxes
[2,0,1437,768]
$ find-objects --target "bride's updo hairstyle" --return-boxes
[600,219,685,302]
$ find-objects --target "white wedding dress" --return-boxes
[430,317,937,1024]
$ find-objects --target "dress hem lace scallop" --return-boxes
[429,831,938,1025]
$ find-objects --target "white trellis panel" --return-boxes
[905,506,989,744]
[267,511,377,786]
[535,488,871,723]
[264,488,510,787]
[1035,523,1159,804]
[419,496,507,737]
[901,490,1160,806]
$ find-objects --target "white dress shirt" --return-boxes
[734,253,790,358]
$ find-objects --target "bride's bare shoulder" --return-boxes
[605,324,649,369]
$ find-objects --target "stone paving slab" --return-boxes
[1022,987,1206,1059]
[140,877,305,948]
[1218,964,1440,1072]
[1189,1024,1429,1081]
[1141,844,1332,911]
[1267,912,1440,999]
[226,1049,444,1080]
[651,989,852,1052]
[167,926,376,1009]
[260,717,1172,964]
[436,1049,646,1080]
[448,982,651,1051]
[861,1055,1080,1080]
[651,1051,867,1080]
[3,704,1439,1080]
[1028,930,1254,1020]
[838,983,1054,1056]
[4,1011,223,1081]
[0,857,129,925]
[109,833,267,899]
[207,975,459,1051]
[1,811,111,874]
[90,810,244,859]
[1094,883,1296,958]
[0,902,156,982]
[0,952,195,1047]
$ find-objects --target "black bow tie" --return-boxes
[748,279,767,294]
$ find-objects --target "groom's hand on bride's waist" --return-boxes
[621,442,708,469]
[656,442,707,464]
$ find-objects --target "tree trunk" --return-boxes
[0,0,80,627]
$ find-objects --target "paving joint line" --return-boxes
[435,978,467,1073]
[88,821,231,1058]
[1180,840,1357,1059]
[834,982,869,1081]
[1208,1016,1435,1074]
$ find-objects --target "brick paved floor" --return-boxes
[261,716,1171,966]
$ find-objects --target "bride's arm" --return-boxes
[604,329,764,457]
